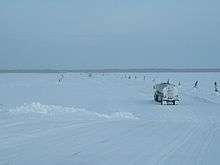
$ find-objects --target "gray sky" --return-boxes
[0,0,220,69]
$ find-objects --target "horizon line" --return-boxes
[0,68,220,73]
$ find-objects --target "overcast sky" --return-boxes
[0,0,220,69]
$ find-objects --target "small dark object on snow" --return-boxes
[194,81,199,88]
[58,74,64,83]
[214,82,219,92]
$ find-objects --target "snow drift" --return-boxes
[7,102,139,120]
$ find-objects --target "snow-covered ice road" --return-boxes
[0,73,220,165]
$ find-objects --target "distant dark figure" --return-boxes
[135,76,137,79]
[178,81,181,86]
[194,81,199,88]
[214,82,219,92]
[88,73,92,77]
[58,74,64,83]
[128,76,131,79]
[167,79,170,84]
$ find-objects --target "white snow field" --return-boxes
[0,72,220,165]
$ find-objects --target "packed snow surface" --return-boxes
[0,73,220,165]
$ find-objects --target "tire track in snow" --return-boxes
[151,124,198,165]
[133,97,199,165]
[80,122,166,164]
[0,122,25,128]
[0,120,115,151]
[91,121,169,165]
[151,93,217,165]
[196,118,217,165]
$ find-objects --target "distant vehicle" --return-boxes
[153,82,179,105]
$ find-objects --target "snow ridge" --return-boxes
[8,102,139,120]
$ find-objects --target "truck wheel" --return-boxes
[155,95,158,102]
[160,98,164,105]
[173,101,176,105]
[154,94,157,101]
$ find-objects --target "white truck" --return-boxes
[153,82,179,105]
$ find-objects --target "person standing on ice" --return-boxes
[58,74,64,83]
[214,82,219,92]
[194,81,199,88]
